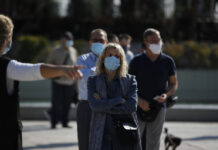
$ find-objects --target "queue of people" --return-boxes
[0,14,178,150]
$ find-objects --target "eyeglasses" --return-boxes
[91,38,106,43]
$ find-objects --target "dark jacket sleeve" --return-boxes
[108,75,138,114]
[87,76,124,112]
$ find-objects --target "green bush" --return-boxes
[164,41,214,69]
[16,35,51,63]
[74,39,88,54]
[164,41,185,67]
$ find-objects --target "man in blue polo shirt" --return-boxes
[129,28,178,150]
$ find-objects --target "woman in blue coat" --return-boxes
[87,43,142,150]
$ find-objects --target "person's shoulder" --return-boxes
[130,53,144,63]
[126,50,134,56]
[161,53,175,62]
[124,74,137,85]
[0,56,11,61]
[0,56,11,66]
[53,45,62,51]
[78,52,92,60]
[50,46,62,54]
[69,46,77,52]
[124,74,136,81]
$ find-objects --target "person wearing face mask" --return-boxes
[76,29,108,150]
[0,14,84,150]
[87,43,141,150]
[129,28,178,150]
[46,31,78,129]
[119,34,134,64]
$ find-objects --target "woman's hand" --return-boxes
[93,93,101,100]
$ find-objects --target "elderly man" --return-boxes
[129,28,178,150]
[0,14,83,150]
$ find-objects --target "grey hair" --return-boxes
[143,28,160,40]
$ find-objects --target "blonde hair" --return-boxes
[96,43,128,77]
[0,14,14,47]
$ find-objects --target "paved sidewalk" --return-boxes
[22,121,218,150]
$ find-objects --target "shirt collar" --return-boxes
[143,52,162,63]
[90,52,98,62]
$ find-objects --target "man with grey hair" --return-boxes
[129,28,178,150]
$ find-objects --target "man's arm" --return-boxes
[138,96,150,111]
[7,60,84,81]
[166,75,178,97]
[40,64,84,79]
[156,75,178,103]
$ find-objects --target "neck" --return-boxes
[106,70,116,82]
[146,50,159,62]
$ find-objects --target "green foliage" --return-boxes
[74,39,88,55]
[164,41,185,67]
[16,35,51,63]
[164,41,217,69]
[184,41,211,68]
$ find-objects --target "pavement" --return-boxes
[22,121,218,150]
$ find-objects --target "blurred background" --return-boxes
[2,1,218,150]
[1,0,218,120]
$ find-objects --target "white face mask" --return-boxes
[149,42,162,54]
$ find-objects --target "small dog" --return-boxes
[164,128,182,150]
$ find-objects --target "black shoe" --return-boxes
[51,124,56,129]
[62,124,72,128]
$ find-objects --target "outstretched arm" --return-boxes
[7,60,84,81]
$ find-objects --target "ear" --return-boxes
[143,40,148,49]
[88,40,92,50]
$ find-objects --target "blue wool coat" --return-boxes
[87,74,142,150]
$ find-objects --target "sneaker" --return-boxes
[44,110,51,120]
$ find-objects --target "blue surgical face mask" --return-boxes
[91,43,104,56]
[104,56,120,71]
[66,40,74,47]
[3,40,12,55]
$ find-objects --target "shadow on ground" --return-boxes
[24,142,78,150]
[23,124,50,132]
[183,135,218,141]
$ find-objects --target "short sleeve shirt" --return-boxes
[129,52,176,102]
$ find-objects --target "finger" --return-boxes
[74,65,86,70]
[66,71,74,79]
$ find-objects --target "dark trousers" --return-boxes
[51,81,73,126]
[76,101,92,150]
[2,130,22,150]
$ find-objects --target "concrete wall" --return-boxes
[19,70,218,102]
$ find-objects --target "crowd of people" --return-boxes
[0,14,178,150]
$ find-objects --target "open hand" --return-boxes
[138,99,150,111]
[64,65,85,80]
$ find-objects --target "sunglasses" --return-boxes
[91,38,106,43]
